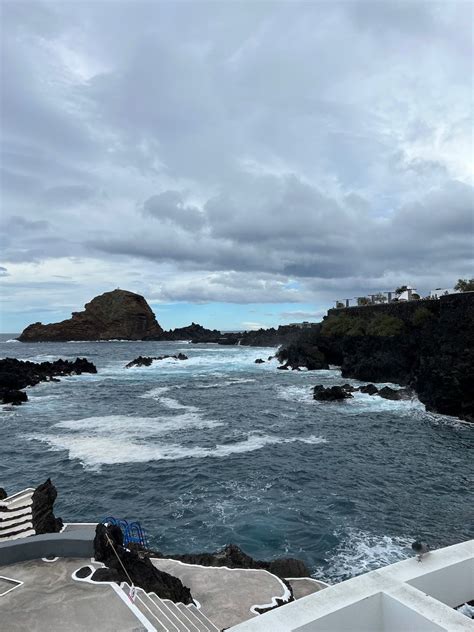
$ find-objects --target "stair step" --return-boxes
[175,604,202,631]
[149,595,190,632]
[118,585,218,632]
[135,598,167,631]
[121,584,167,632]
[188,605,219,632]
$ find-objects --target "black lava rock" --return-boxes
[0,357,97,406]
[93,524,193,604]
[359,384,379,395]
[153,543,311,579]
[1,389,28,405]
[313,385,353,401]
[378,386,413,400]
[125,354,188,368]
[278,293,474,422]
[31,479,63,534]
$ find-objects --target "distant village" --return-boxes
[334,279,474,309]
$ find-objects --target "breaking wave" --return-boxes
[28,424,326,471]
[320,528,413,582]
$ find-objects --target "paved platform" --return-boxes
[151,558,290,630]
[287,577,328,600]
[0,557,144,631]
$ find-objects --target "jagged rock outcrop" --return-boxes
[92,524,193,603]
[0,357,97,405]
[378,386,414,400]
[125,354,188,368]
[277,328,329,370]
[153,543,310,579]
[31,479,63,534]
[313,385,353,401]
[18,289,164,342]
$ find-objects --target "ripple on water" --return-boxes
[1,337,472,583]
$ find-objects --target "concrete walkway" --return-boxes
[151,558,290,630]
[0,557,144,631]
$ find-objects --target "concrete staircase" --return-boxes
[121,583,219,632]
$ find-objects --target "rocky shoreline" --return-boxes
[277,293,474,422]
[0,357,97,405]
[11,288,474,421]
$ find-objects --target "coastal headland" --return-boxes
[12,288,474,422]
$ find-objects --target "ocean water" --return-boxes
[1,335,472,583]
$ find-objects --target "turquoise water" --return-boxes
[1,335,472,582]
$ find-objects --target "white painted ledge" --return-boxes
[229,540,474,631]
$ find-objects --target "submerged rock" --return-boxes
[92,524,193,603]
[313,385,353,401]
[125,354,188,368]
[255,358,265,364]
[18,289,164,342]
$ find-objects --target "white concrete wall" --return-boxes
[230,540,474,632]
[408,559,473,607]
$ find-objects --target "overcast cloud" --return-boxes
[1,0,472,331]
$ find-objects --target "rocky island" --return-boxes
[17,289,304,345]
[18,289,164,342]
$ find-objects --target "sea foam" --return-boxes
[320,528,412,582]
[28,426,326,471]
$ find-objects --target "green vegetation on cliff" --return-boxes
[322,312,404,337]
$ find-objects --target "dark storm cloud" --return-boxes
[1,0,472,312]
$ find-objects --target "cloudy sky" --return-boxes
[1,0,472,332]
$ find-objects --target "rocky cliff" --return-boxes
[278,293,474,422]
[18,290,164,342]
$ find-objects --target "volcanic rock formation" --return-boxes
[92,523,193,603]
[31,478,63,534]
[125,354,188,368]
[0,357,97,405]
[18,289,164,342]
[313,385,353,401]
[154,543,310,579]
[279,292,474,422]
